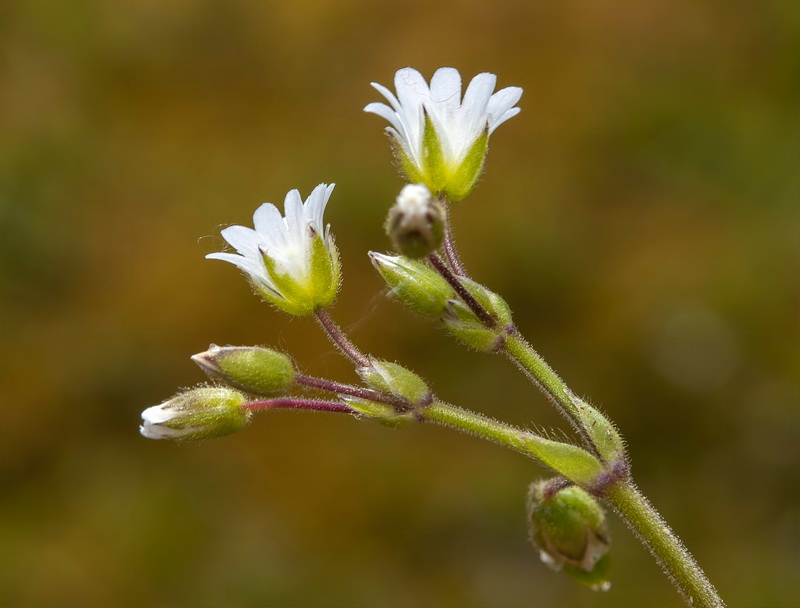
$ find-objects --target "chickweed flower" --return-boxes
[207,184,340,316]
[365,67,522,201]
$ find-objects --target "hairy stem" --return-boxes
[503,333,594,450]
[428,253,497,328]
[314,308,371,367]
[440,196,467,276]
[244,397,353,414]
[295,374,407,408]
[604,482,726,608]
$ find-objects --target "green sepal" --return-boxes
[421,109,447,192]
[358,359,430,406]
[192,345,295,396]
[261,254,316,316]
[341,396,417,428]
[370,252,456,317]
[387,130,423,184]
[528,483,611,590]
[524,436,604,485]
[459,277,513,325]
[442,278,513,352]
[308,231,340,309]
[574,398,625,462]
[446,125,489,202]
[563,554,611,591]
[443,300,504,352]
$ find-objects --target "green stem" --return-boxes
[503,333,593,448]
[604,482,726,608]
[424,400,528,453]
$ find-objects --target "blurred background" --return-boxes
[1,0,798,606]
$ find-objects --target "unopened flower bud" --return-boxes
[442,277,513,352]
[385,184,444,259]
[192,345,295,396]
[369,252,456,317]
[527,480,611,591]
[357,358,431,407]
[140,387,251,441]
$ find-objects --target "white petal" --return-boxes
[462,72,497,115]
[429,67,462,106]
[487,86,523,132]
[219,225,260,257]
[364,102,404,134]
[369,82,402,113]
[205,252,266,279]
[253,203,284,237]
[142,404,174,424]
[394,67,429,110]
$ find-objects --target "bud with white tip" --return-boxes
[140,387,251,441]
[385,184,444,259]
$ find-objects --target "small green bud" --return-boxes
[442,278,513,351]
[527,481,611,591]
[385,184,444,259]
[369,252,456,317]
[192,345,295,396]
[357,358,431,406]
[140,387,251,441]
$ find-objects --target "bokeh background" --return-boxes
[1,1,798,606]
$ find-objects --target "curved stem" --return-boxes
[604,482,726,608]
[314,308,371,367]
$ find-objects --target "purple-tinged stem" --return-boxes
[314,309,371,367]
[243,398,353,414]
[428,253,497,329]
[440,196,467,277]
[295,374,408,409]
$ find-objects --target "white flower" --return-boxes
[140,387,251,441]
[365,67,523,200]
[206,183,340,315]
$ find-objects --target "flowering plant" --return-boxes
[143,67,726,608]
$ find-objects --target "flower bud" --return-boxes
[357,358,431,406]
[369,252,456,317]
[140,387,251,441]
[527,480,611,591]
[385,184,444,259]
[192,345,295,396]
[442,277,513,352]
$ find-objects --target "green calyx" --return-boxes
[155,387,251,441]
[442,278,513,352]
[259,233,340,316]
[528,481,611,591]
[389,115,490,202]
[358,359,431,406]
[369,252,456,317]
[192,345,296,396]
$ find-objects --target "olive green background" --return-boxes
[1,1,798,606]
